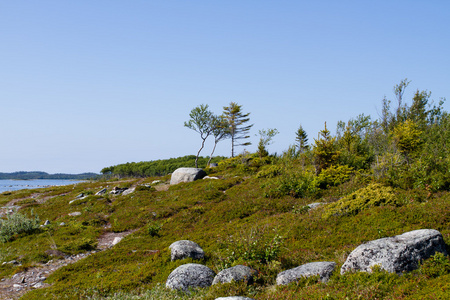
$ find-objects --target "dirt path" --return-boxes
[0,228,136,300]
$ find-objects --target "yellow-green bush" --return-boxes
[323,183,398,218]
[316,165,354,188]
[256,165,283,178]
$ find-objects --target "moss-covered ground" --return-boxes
[0,160,449,299]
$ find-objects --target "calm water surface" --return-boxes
[0,179,85,193]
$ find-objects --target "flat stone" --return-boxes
[277,261,336,285]
[68,212,82,217]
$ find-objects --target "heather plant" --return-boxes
[0,210,40,243]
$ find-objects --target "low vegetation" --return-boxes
[0,80,449,299]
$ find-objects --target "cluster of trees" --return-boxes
[100,155,226,178]
[283,79,449,191]
[184,102,253,167]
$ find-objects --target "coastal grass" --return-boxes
[0,162,448,299]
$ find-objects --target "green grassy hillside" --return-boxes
[0,154,449,299]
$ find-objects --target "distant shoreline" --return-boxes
[0,171,99,180]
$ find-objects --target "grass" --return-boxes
[0,162,448,299]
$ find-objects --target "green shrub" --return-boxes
[316,165,354,188]
[256,165,283,178]
[222,226,283,265]
[264,170,319,199]
[0,211,40,242]
[146,222,163,237]
[418,252,450,278]
[323,183,398,218]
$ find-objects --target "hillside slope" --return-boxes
[0,156,449,299]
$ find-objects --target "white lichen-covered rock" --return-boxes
[307,202,324,210]
[276,261,336,285]
[215,297,255,300]
[170,168,207,185]
[212,265,257,285]
[341,229,448,274]
[122,187,136,196]
[166,263,215,291]
[169,240,205,261]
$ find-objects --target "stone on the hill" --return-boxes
[170,168,207,185]
[213,265,257,285]
[110,187,128,194]
[166,263,215,291]
[341,229,448,274]
[307,202,324,210]
[122,187,135,196]
[276,261,336,285]
[169,240,205,261]
[112,237,122,246]
[95,188,107,195]
[68,212,81,217]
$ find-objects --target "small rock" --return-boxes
[213,265,257,285]
[122,187,136,196]
[169,240,205,261]
[111,237,122,246]
[68,212,82,217]
[76,193,84,199]
[203,176,219,180]
[33,282,44,288]
[152,180,161,184]
[43,220,51,226]
[307,202,324,210]
[95,188,107,195]
[276,261,336,285]
[13,284,22,288]
[59,222,66,226]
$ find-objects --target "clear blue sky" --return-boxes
[1,1,449,174]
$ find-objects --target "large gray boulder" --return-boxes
[276,261,336,285]
[212,265,257,285]
[170,168,207,185]
[341,229,448,274]
[169,240,205,261]
[166,263,215,291]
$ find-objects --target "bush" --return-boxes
[256,165,283,178]
[222,226,283,265]
[0,211,40,242]
[418,252,450,278]
[323,183,398,218]
[146,222,162,237]
[264,170,319,199]
[316,165,354,188]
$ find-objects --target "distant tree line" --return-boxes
[0,171,98,180]
[100,155,226,178]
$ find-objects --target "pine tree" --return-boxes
[295,125,308,153]
[313,122,339,174]
[222,102,253,157]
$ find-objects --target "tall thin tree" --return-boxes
[222,102,253,157]
[184,104,215,168]
[207,115,230,166]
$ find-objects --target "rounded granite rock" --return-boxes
[212,265,257,285]
[169,240,205,261]
[166,263,215,291]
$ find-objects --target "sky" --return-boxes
[1,1,449,174]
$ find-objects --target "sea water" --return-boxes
[0,179,85,193]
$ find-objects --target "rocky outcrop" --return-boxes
[276,261,336,285]
[341,229,448,274]
[213,265,257,285]
[169,240,205,261]
[166,263,215,291]
[170,168,207,185]
[122,187,135,196]
[110,187,128,194]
